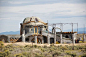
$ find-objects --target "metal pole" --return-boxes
[72,23,73,32]
[77,23,78,34]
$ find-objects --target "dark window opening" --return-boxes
[44,26,46,28]
[35,18,38,22]
[26,38,29,42]
[50,38,54,44]
[43,36,47,43]
[65,35,69,38]
[30,18,32,21]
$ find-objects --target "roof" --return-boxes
[23,16,47,26]
[23,16,44,23]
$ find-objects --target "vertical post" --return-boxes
[35,36,37,44]
[77,23,78,34]
[8,36,10,43]
[22,30,25,42]
[29,38,31,43]
[60,34,62,44]
[83,24,85,42]
[60,23,63,32]
[54,27,56,44]
[72,23,73,32]
[72,34,75,44]
[42,38,44,44]
[47,20,50,44]
[47,35,50,44]
[72,33,75,50]
[83,34,85,42]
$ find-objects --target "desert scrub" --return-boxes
[61,46,68,52]
[24,45,30,48]
[35,53,44,57]
[43,45,47,48]
[81,53,86,57]
[66,51,71,55]
[49,48,55,52]
[40,48,45,52]
[0,52,3,57]
[3,50,10,57]
[52,51,61,57]
[68,46,72,50]
[0,41,4,51]
[43,52,52,57]
[66,51,76,57]
[22,52,31,57]
[14,53,25,57]
[37,46,41,48]
[70,53,76,57]
[33,45,38,48]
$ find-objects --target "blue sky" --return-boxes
[0,0,86,33]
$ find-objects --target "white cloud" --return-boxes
[8,1,30,4]
[0,2,86,33]
[0,3,86,16]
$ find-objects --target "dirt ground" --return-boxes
[4,42,86,47]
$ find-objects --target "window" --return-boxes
[35,27,37,33]
[30,18,32,21]
[31,28,34,33]
[35,18,38,22]
[44,26,46,28]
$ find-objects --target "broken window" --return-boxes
[35,18,38,22]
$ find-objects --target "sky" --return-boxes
[0,0,86,33]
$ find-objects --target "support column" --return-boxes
[42,38,44,44]
[22,30,25,42]
[72,34,75,44]
[29,38,31,43]
[35,36,37,44]
[83,34,85,42]
[60,34,62,44]
[47,35,50,44]
[54,28,56,44]
[8,36,10,43]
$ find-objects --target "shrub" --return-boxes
[0,41,4,51]
[41,48,45,52]
[37,46,41,48]
[71,53,76,57]
[14,53,25,57]
[24,45,30,48]
[52,51,61,57]
[3,50,10,57]
[66,51,71,55]
[81,53,86,57]
[0,52,3,57]
[56,41,60,44]
[22,52,30,57]
[61,46,68,52]
[34,45,38,48]
[35,53,44,57]
[68,46,72,50]
[44,45,47,48]
[66,51,76,57]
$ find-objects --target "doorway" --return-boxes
[50,38,54,44]
[43,36,47,43]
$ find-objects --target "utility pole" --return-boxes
[83,24,85,42]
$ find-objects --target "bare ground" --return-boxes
[4,42,86,47]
